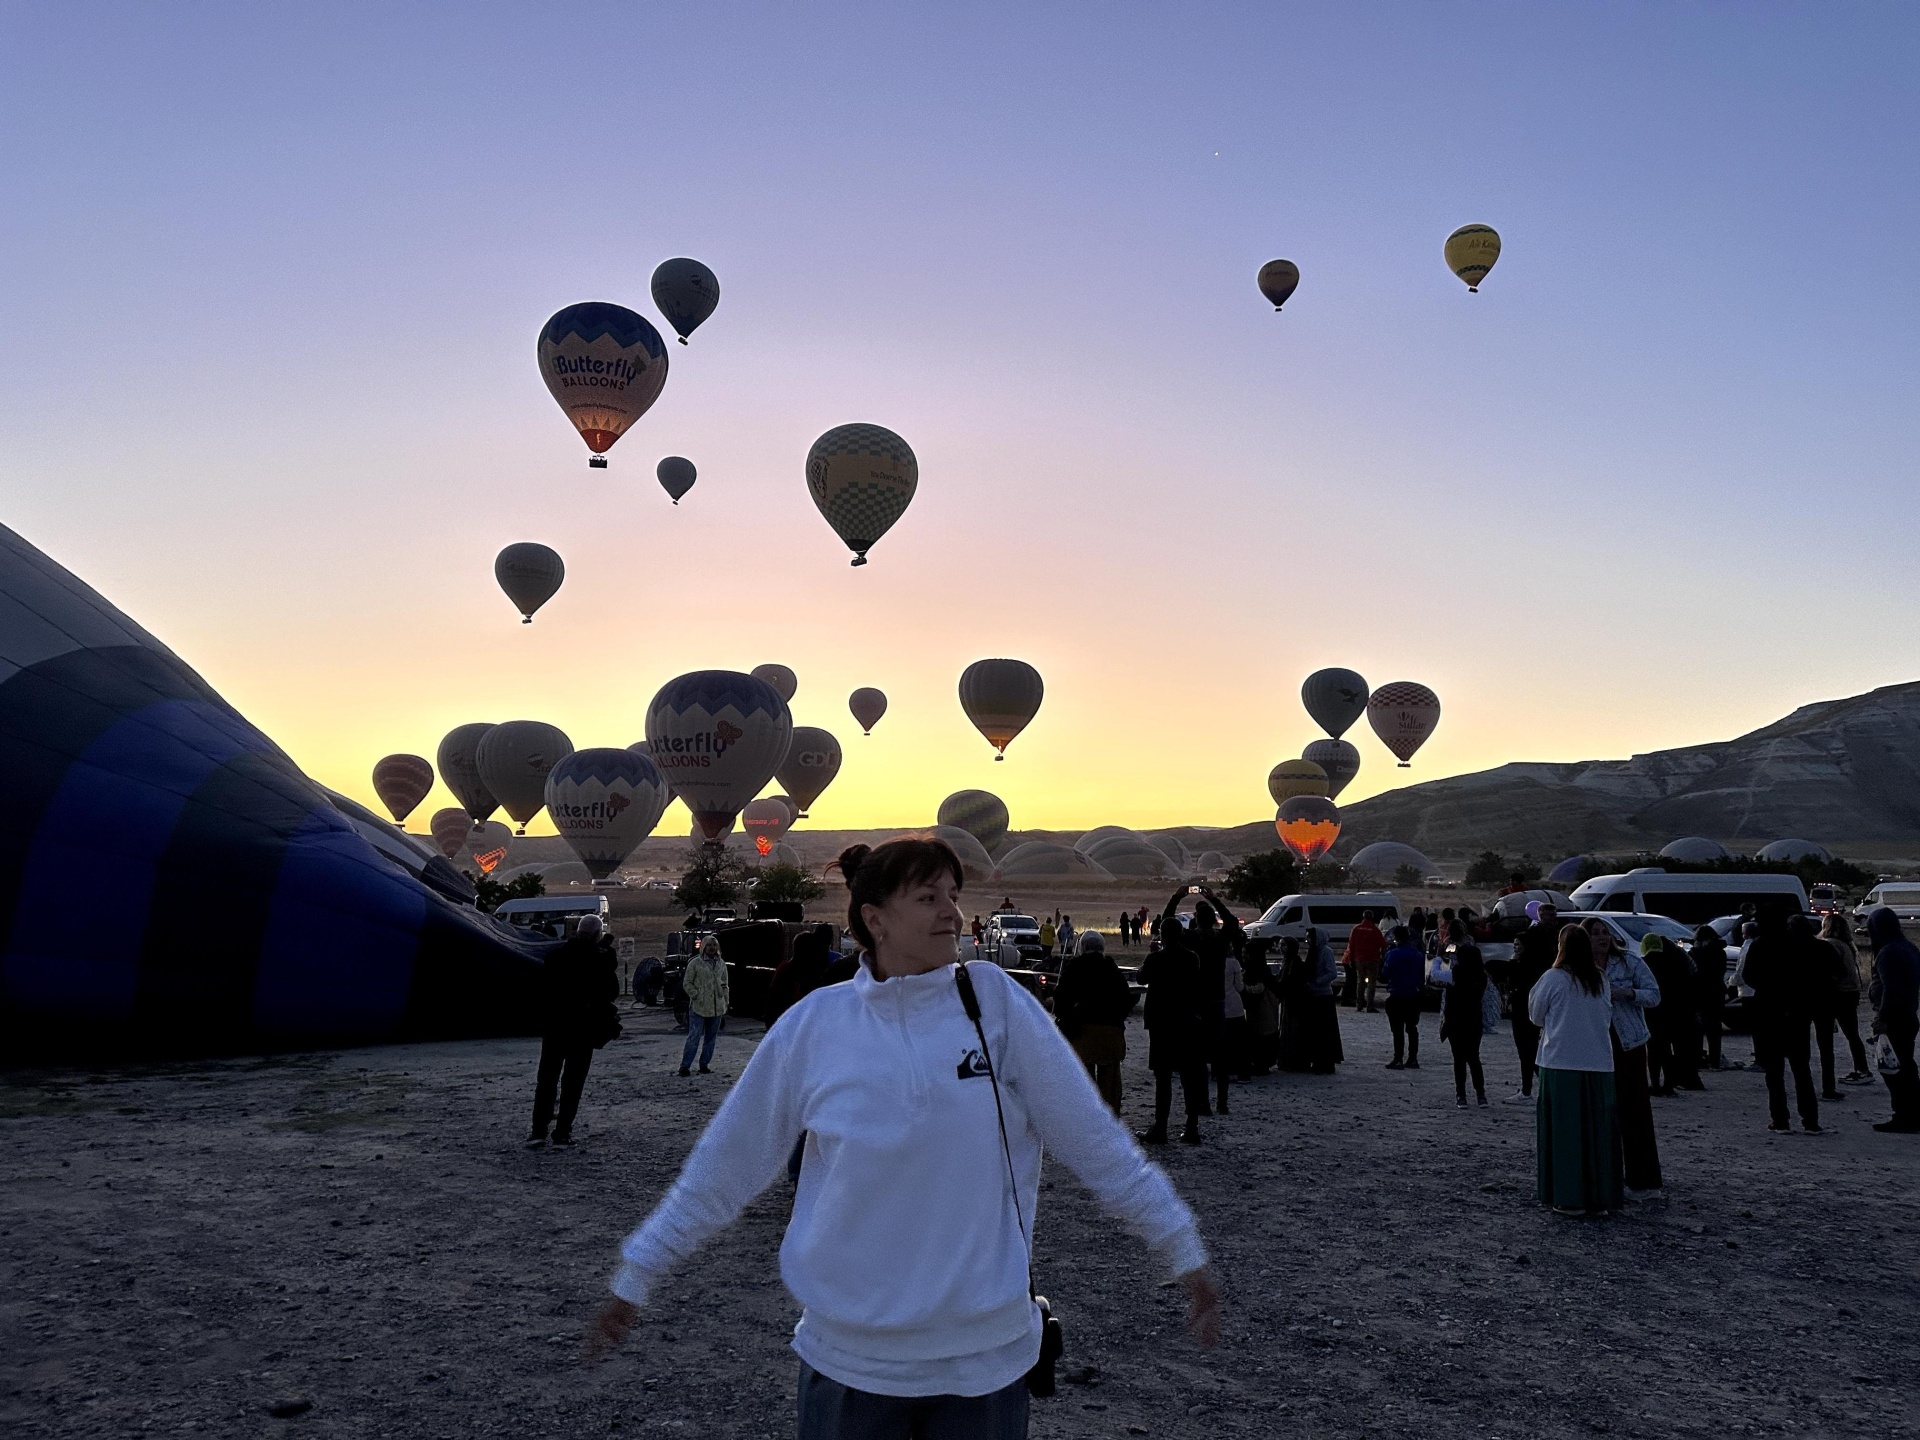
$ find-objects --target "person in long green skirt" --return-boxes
[1529,925,1624,1216]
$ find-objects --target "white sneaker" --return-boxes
[1503,1091,1535,1106]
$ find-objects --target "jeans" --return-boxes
[1816,999,1870,1091]
[681,1013,722,1071]
[796,1362,1028,1439]
[1512,1015,1541,1094]
[1151,1067,1206,1132]
[531,1038,593,1140]
[1757,1020,1819,1129]
[1386,995,1421,1063]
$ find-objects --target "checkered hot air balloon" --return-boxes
[937,790,1010,853]
[805,424,917,566]
[538,303,669,468]
[1367,682,1441,767]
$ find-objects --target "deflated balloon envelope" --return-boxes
[651,258,720,344]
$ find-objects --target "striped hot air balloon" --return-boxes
[958,659,1043,760]
[1267,759,1328,807]
[937,790,1010,854]
[372,753,434,824]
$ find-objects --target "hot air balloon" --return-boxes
[372,753,434,825]
[1445,225,1500,292]
[460,819,516,875]
[959,658,1043,760]
[1257,259,1300,311]
[657,456,697,504]
[742,797,793,856]
[495,543,564,624]
[429,807,472,860]
[1367,682,1441,766]
[1267,758,1329,807]
[651,257,720,345]
[777,726,843,818]
[545,748,670,880]
[475,720,574,834]
[538,302,669,468]
[1301,667,1369,739]
[849,686,888,735]
[1302,738,1361,800]
[805,423,917,566]
[751,663,798,703]
[437,723,500,827]
[646,671,792,842]
[938,789,1010,854]
[1275,795,1341,863]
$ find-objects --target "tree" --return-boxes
[1464,850,1509,888]
[674,847,751,910]
[1224,849,1299,911]
[751,862,825,906]
[469,869,544,913]
[1392,863,1425,889]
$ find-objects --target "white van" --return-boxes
[1566,869,1806,926]
[1852,883,1920,930]
[1244,893,1401,947]
[493,895,610,932]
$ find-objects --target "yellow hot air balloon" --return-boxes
[1267,758,1329,807]
[1445,224,1501,292]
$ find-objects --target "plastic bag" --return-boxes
[1874,1033,1903,1075]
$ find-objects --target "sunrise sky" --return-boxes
[2,4,1915,835]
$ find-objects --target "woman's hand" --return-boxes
[1182,1267,1223,1347]
[585,1297,639,1360]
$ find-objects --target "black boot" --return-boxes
[1180,1120,1203,1145]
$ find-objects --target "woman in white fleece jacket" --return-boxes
[590,836,1220,1438]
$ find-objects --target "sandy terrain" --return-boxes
[4,1003,1916,1440]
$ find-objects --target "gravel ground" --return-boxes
[4,1004,1916,1440]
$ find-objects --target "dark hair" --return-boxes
[1554,924,1603,996]
[833,837,964,951]
[1446,918,1466,943]
[1361,909,1375,922]
[1389,925,1411,946]
[1822,912,1852,943]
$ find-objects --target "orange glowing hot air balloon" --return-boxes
[1275,795,1341,863]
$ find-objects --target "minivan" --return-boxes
[1852,883,1920,930]
[1566,869,1807,926]
[494,895,611,932]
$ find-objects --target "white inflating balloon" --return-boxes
[544,748,671,880]
[646,671,793,842]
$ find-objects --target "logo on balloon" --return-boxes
[474,846,507,874]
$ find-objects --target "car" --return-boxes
[1807,884,1844,917]
[983,912,1044,963]
[1852,882,1920,931]
[1558,910,1699,955]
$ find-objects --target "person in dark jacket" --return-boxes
[1742,914,1824,1133]
[1174,889,1244,1117]
[769,926,833,1024]
[1865,907,1920,1132]
[528,914,618,1148]
[1380,926,1427,1069]
[1138,924,1207,1145]
[1439,919,1489,1105]
[1275,938,1312,1073]
[1054,930,1134,1113]
[1816,913,1871,1094]
[1643,936,1701,1094]
[1690,925,1729,1070]
[1507,904,1563,1101]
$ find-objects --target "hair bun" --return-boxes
[835,843,873,881]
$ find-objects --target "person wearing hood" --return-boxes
[1642,935,1701,1095]
[679,936,731,1077]
[1585,919,1662,1193]
[1865,907,1920,1133]
[1053,930,1132,1114]
[1139,913,1208,1145]
[528,914,619,1148]
[1438,919,1490,1107]
[1507,902,1563,1103]
[1817,912,1872,1092]
[1303,927,1344,1075]
[1742,913,1824,1134]
[1690,925,1730,1071]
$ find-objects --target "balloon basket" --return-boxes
[588,455,608,469]
[850,555,867,567]
[1398,762,1410,768]
[521,616,532,624]
[677,336,688,345]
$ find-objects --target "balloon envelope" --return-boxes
[1257,259,1300,310]
[777,726,843,816]
[1302,668,1369,739]
[372,753,434,824]
[650,257,720,344]
[1267,758,1329,807]
[849,686,888,735]
[742,797,793,849]
[805,423,917,566]
[538,302,669,461]
[475,720,574,832]
[657,456,697,503]
[1301,738,1361,800]
[437,723,499,827]
[1445,224,1501,292]
[1276,796,1341,863]
[958,658,1043,759]
[751,664,798,703]
[459,820,515,875]
[1367,682,1441,766]
[429,807,472,859]
[545,747,670,880]
[646,671,793,840]
[937,789,1010,854]
[495,543,564,623]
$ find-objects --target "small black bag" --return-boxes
[954,963,1063,1399]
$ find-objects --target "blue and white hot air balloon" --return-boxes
[538,303,669,468]
[644,671,792,842]
[545,748,671,879]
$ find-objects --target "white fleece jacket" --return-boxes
[611,958,1207,1396]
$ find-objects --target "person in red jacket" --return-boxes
[1346,912,1387,1012]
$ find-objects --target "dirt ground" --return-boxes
[4,1004,1916,1440]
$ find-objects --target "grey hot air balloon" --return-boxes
[475,720,574,834]
[651,257,720,344]
[437,723,500,827]
[777,726,843,817]
[751,663,798,703]
[806,423,917,566]
[937,789,1010,854]
[657,456,696,504]
[1257,259,1300,311]
[1301,667,1369,739]
[495,542,564,623]
[959,658,1043,760]
[849,686,888,735]
[1301,738,1360,800]
[429,807,473,859]
[372,753,434,825]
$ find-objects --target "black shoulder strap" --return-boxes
[954,964,1035,1296]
